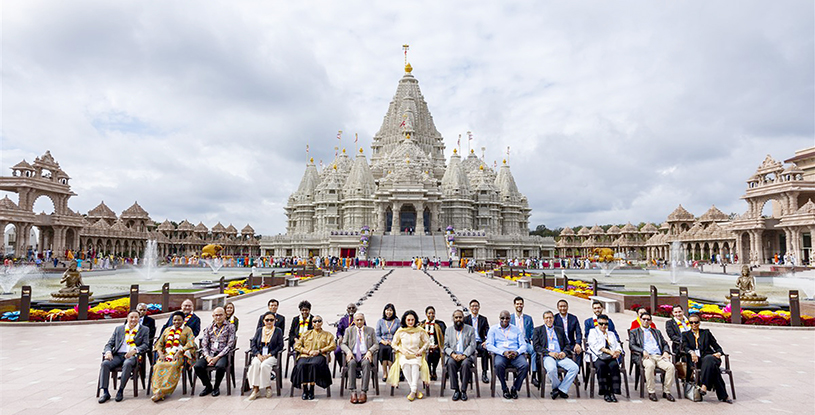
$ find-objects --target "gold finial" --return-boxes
[332,164,337,170]
[470,149,475,154]
[406,133,411,140]
[310,157,314,163]
[453,148,457,154]
[503,159,507,164]
[359,147,363,153]
[342,148,346,154]
[403,44,411,72]
[479,165,484,170]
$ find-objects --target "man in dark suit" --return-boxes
[136,303,156,341]
[256,298,286,333]
[98,311,150,403]
[288,300,313,349]
[583,301,620,342]
[629,312,676,402]
[664,305,690,354]
[554,299,583,356]
[533,311,580,399]
[464,299,490,383]
[161,299,201,337]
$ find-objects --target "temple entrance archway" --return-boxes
[400,204,416,233]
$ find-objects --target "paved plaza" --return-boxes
[1,268,814,415]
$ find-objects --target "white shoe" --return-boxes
[248,390,259,401]
[266,388,273,398]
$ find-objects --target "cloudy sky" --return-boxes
[2,1,813,235]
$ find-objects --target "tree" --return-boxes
[529,224,562,238]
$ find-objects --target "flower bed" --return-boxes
[543,280,592,300]
[1,299,163,322]
[629,302,815,326]
[224,278,270,297]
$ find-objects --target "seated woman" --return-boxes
[587,314,622,403]
[290,315,335,400]
[150,311,196,402]
[681,314,732,403]
[376,303,400,382]
[247,312,284,400]
[225,302,239,331]
[387,310,430,401]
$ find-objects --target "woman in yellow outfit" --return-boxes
[387,310,430,401]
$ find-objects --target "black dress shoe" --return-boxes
[211,388,220,397]
[532,377,540,388]
[114,389,124,402]
[649,392,658,402]
[663,393,675,402]
[308,386,316,400]
[302,390,309,400]
[430,373,437,381]
[460,391,468,401]
[604,394,613,402]
[199,386,212,397]
[551,389,559,400]
[558,390,569,399]
[482,373,490,384]
[452,390,461,401]
[610,394,618,402]
[98,392,111,404]
[719,397,733,404]
[502,389,512,399]
[511,388,519,399]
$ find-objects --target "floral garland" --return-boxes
[163,327,184,361]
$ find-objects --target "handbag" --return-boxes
[684,382,702,402]
[675,361,687,379]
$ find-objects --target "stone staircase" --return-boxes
[367,235,446,261]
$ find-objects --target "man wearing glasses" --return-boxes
[335,304,358,366]
[485,310,529,399]
[629,312,676,402]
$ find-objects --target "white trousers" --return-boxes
[401,363,421,393]
[247,356,278,389]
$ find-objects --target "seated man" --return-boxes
[463,299,490,384]
[486,310,529,399]
[665,305,690,355]
[629,312,675,402]
[533,311,579,400]
[340,312,379,404]
[443,310,476,401]
[509,296,538,387]
[161,299,200,337]
[194,307,236,396]
[98,311,150,403]
[288,300,313,350]
[629,306,657,330]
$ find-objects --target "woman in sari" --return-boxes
[150,311,196,402]
[387,310,430,401]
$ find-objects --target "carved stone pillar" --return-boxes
[416,202,425,234]
[393,202,402,235]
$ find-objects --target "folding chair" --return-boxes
[439,350,480,398]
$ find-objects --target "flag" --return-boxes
[306,144,309,154]
[354,133,358,144]
[457,134,461,147]
[319,160,324,169]
[494,160,497,169]
[337,130,342,140]
[468,131,473,141]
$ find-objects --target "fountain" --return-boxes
[669,240,686,284]
[0,265,41,295]
[203,257,223,273]
[592,248,619,277]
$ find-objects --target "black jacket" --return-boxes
[288,315,313,348]
[629,327,670,364]
[256,312,286,333]
[532,324,571,358]
[553,313,582,350]
[161,313,201,338]
[250,326,284,357]
[664,318,687,355]
[681,329,723,358]
[140,315,156,341]
[463,314,490,342]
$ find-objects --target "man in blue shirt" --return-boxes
[486,310,529,399]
